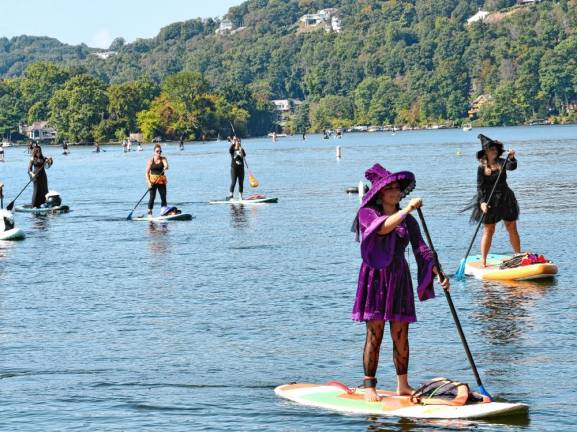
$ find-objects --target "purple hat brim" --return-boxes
[361,171,416,208]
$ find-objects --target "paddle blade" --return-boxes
[249,174,259,188]
[455,259,466,280]
[6,201,15,211]
[478,384,494,402]
[126,212,134,220]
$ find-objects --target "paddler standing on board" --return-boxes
[228,136,246,201]
[29,145,53,208]
[145,143,169,216]
[352,163,449,402]
[467,134,520,267]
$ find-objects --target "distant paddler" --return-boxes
[28,145,53,208]
[464,134,520,267]
[145,143,169,216]
[228,136,246,201]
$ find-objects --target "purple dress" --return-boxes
[352,207,435,322]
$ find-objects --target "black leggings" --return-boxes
[148,184,167,210]
[230,165,245,194]
[363,320,410,379]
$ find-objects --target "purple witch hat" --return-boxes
[360,163,416,208]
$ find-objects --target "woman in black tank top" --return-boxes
[145,143,169,215]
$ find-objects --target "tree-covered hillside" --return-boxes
[2,0,577,135]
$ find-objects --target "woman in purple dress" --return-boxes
[352,163,449,401]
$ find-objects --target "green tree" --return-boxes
[49,75,108,142]
[20,62,70,123]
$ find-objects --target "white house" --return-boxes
[216,18,234,34]
[331,16,342,33]
[92,51,117,60]
[19,121,57,141]
[299,8,341,32]
[467,10,490,25]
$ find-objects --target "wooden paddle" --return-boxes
[417,207,494,401]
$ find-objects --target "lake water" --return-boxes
[1,126,576,431]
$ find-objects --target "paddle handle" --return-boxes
[416,208,493,400]
[458,153,511,272]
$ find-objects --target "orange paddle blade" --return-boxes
[249,174,259,188]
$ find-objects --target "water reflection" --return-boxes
[31,214,51,232]
[147,222,171,255]
[473,280,555,345]
[229,204,248,228]
[367,412,530,430]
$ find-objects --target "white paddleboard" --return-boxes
[209,196,278,205]
[275,383,528,419]
[131,213,193,222]
[0,227,25,241]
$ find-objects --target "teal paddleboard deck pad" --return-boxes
[275,383,528,419]
[15,205,70,214]
[132,213,193,221]
[209,197,278,204]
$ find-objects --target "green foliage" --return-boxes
[0,79,25,134]
[48,75,109,143]
[3,0,577,130]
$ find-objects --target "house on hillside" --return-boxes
[298,8,341,33]
[517,0,541,3]
[272,99,303,127]
[467,10,490,25]
[216,19,234,35]
[468,94,494,118]
[19,121,57,142]
[92,51,117,60]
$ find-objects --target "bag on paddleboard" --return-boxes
[500,252,548,269]
[160,206,181,216]
[410,377,491,406]
[45,191,62,208]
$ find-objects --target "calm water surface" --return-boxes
[1,126,576,431]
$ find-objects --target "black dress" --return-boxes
[30,156,49,208]
[469,157,519,224]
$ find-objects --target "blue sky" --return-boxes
[0,0,242,48]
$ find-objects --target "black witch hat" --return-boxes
[477,134,504,159]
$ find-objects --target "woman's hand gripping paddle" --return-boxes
[126,171,164,220]
[417,207,494,401]
[455,153,511,280]
[6,159,48,211]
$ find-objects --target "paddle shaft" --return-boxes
[416,208,490,394]
[458,153,511,270]
[6,159,48,211]
[127,169,165,219]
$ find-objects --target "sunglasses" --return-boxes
[155,150,162,153]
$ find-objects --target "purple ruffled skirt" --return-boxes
[352,255,417,323]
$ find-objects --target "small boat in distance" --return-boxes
[462,124,472,132]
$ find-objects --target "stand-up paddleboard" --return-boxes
[0,227,25,241]
[14,205,70,214]
[131,213,193,222]
[465,254,557,281]
[209,196,278,205]
[275,383,528,419]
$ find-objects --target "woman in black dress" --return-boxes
[28,146,53,208]
[470,134,521,267]
[228,136,246,201]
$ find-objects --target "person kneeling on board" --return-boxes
[352,163,449,402]
[145,144,169,216]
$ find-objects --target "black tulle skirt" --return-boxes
[467,188,519,224]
